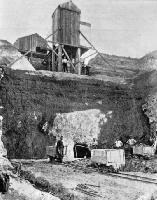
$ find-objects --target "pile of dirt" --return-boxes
[0,40,35,71]
[64,159,96,173]
[123,156,157,173]
[63,157,157,174]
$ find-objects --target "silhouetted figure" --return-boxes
[0,173,9,194]
[56,136,64,163]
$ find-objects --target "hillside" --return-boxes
[89,51,157,80]
[1,42,157,159]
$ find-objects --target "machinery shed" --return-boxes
[14,33,48,53]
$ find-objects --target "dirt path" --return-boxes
[21,160,157,200]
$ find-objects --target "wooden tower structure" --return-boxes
[51,0,89,74]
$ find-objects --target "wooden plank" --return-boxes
[70,11,73,45]
[58,44,62,72]
[80,21,91,27]
[76,47,81,75]
[66,11,71,44]
[52,8,59,44]
[71,11,74,46]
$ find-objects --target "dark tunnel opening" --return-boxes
[73,143,91,158]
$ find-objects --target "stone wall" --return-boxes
[0,69,150,158]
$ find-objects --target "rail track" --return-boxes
[75,172,157,199]
[107,172,157,185]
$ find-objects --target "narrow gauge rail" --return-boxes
[107,172,157,185]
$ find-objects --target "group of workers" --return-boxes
[114,136,140,156]
[59,56,90,75]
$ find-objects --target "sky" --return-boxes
[0,0,157,58]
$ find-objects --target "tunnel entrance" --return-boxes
[73,143,91,158]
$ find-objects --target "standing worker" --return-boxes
[56,136,64,163]
[114,137,123,149]
[62,57,68,72]
[126,135,137,156]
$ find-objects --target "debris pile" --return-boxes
[64,157,157,174]
[0,40,35,71]
[64,159,96,173]
[123,157,157,173]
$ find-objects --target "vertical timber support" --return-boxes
[58,45,62,72]
[51,44,56,71]
[76,47,81,75]
[51,48,55,71]
[48,54,51,71]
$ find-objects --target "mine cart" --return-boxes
[46,146,56,162]
[91,149,125,171]
[46,146,67,162]
[133,145,155,158]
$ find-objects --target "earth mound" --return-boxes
[0,40,35,71]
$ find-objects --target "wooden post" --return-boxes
[76,48,81,75]
[79,30,115,72]
[51,32,55,71]
[48,53,51,71]
[29,51,32,63]
[58,45,62,72]
[51,50,56,71]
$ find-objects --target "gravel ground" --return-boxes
[20,159,157,200]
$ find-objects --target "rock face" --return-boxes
[50,109,111,144]
[49,109,112,160]
[0,67,151,159]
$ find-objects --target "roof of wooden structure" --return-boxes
[15,33,43,41]
[59,0,81,13]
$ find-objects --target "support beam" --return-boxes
[51,29,55,71]
[79,31,115,71]
[58,45,62,72]
[48,53,51,71]
[76,48,81,75]
[51,46,55,71]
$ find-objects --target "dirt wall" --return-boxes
[0,68,150,158]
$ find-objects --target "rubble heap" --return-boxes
[0,40,35,71]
